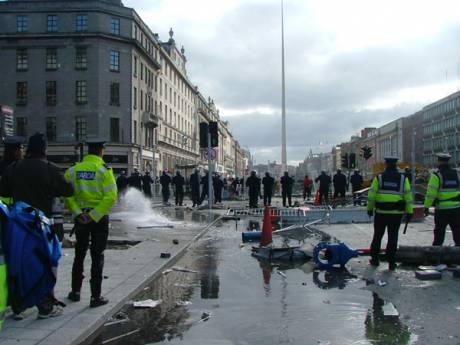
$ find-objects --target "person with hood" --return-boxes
[172,171,186,206]
[0,133,74,317]
[159,170,172,204]
[116,170,128,196]
[280,171,293,207]
[128,168,142,190]
[246,171,261,208]
[213,174,224,204]
[262,172,275,206]
[189,169,200,207]
[315,171,331,204]
[141,171,154,197]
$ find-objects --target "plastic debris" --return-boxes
[162,269,173,275]
[382,302,399,317]
[199,312,211,323]
[415,270,442,280]
[172,267,199,274]
[377,280,387,287]
[173,239,179,245]
[176,301,192,306]
[160,252,171,258]
[133,299,162,308]
[277,271,287,278]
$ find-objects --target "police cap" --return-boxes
[384,156,399,163]
[3,136,25,148]
[436,152,451,162]
[85,137,106,148]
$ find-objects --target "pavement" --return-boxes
[1,193,458,345]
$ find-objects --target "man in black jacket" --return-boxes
[262,172,275,206]
[213,174,224,204]
[159,170,172,204]
[350,170,363,205]
[116,170,128,196]
[189,169,200,207]
[315,171,331,204]
[246,171,261,208]
[141,171,154,197]
[333,169,347,199]
[0,133,74,318]
[171,171,185,206]
[280,171,293,207]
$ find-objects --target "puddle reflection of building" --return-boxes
[197,240,220,299]
[174,208,185,221]
[365,293,411,345]
[312,268,357,290]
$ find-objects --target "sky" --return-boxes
[125,0,460,165]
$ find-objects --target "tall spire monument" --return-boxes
[281,0,287,171]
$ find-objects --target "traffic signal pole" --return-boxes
[207,131,213,210]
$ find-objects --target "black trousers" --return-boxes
[200,186,208,204]
[352,187,361,205]
[161,186,170,203]
[370,213,403,264]
[175,187,184,206]
[214,187,222,203]
[319,189,329,204]
[71,216,109,297]
[433,208,460,246]
[249,191,259,208]
[191,187,200,206]
[334,188,346,198]
[303,186,312,199]
[263,190,273,206]
[282,189,292,207]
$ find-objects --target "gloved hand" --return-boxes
[406,213,412,222]
[424,208,430,217]
[367,210,373,218]
[76,213,92,225]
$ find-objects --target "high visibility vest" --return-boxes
[64,155,117,222]
[367,170,413,215]
[424,168,460,210]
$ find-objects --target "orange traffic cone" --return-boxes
[260,206,273,247]
[314,190,320,205]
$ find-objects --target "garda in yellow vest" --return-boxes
[64,155,117,222]
[367,172,413,215]
[424,168,460,210]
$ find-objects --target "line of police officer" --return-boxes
[367,153,460,271]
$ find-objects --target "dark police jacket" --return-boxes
[246,175,261,194]
[262,176,275,192]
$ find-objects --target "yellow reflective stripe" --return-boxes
[75,185,100,193]
[103,184,117,192]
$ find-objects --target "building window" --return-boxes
[47,15,58,32]
[75,47,87,70]
[17,15,28,32]
[110,118,120,142]
[110,82,120,106]
[46,81,57,106]
[16,82,27,105]
[16,117,27,137]
[110,50,119,72]
[75,116,86,141]
[140,90,143,110]
[46,117,57,142]
[76,14,88,32]
[16,49,28,71]
[133,87,137,109]
[46,48,58,70]
[133,120,137,143]
[75,80,87,104]
[110,18,120,35]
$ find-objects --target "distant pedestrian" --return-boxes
[160,170,172,204]
[213,174,224,204]
[303,174,313,201]
[128,169,142,190]
[404,167,413,185]
[315,171,331,204]
[367,156,413,271]
[350,170,363,206]
[333,169,347,199]
[424,153,460,246]
[246,171,261,208]
[141,171,154,197]
[262,172,275,206]
[200,172,211,204]
[65,138,117,307]
[116,170,128,196]
[172,171,185,206]
[189,169,200,207]
[0,136,25,205]
[280,171,293,207]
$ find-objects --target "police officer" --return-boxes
[246,171,261,208]
[116,170,128,196]
[213,174,224,204]
[333,169,347,199]
[200,172,210,204]
[189,169,200,207]
[160,170,172,204]
[0,136,25,205]
[424,153,460,246]
[262,172,275,206]
[65,138,117,308]
[367,156,413,270]
[141,171,154,197]
[350,169,364,206]
[280,171,293,207]
[315,171,331,204]
[172,171,185,206]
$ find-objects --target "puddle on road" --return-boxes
[88,218,415,345]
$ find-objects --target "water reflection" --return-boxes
[312,268,358,290]
[365,293,411,345]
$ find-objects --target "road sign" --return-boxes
[203,148,217,161]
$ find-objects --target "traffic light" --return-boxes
[362,146,373,160]
[349,153,356,169]
[199,122,208,148]
[209,121,218,147]
[341,153,349,168]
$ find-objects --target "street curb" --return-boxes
[75,212,225,345]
